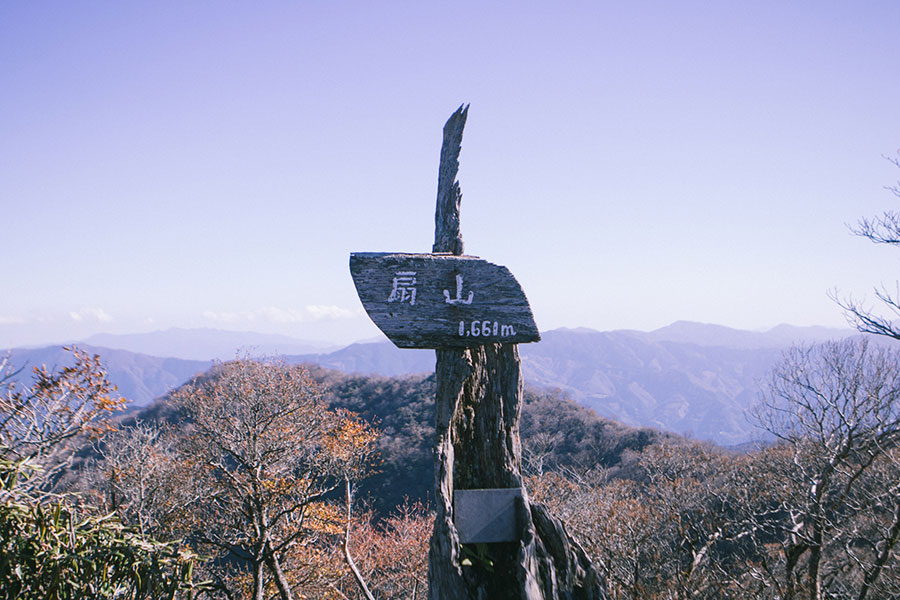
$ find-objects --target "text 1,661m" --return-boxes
[458,320,517,338]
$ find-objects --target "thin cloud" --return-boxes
[0,315,25,325]
[202,306,358,325]
[305,305,356,320]
[257,307,309,323]
[201,310,241,323]
[69,308,114,323]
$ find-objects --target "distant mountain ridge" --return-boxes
[633,321,854,348]
[287,322,856,445]
[521,329,778,445]
[81,328,337,361]
[4,345,212,410]
[5,322,859,445]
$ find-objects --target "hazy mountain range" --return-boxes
[286,322,856,445]
[4,344,213,412]
[82,328,337,361]
[4,322,857,445]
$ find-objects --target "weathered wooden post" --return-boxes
[351,105,602,599]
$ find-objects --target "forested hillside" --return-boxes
[5,341,900,598]
[131,364,675,515]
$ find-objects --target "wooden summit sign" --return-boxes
[348,106,600,600]
[350,252,539,349]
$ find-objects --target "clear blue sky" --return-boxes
[2,1,899,348]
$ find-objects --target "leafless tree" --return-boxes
[750,339,900,600]
[528,447,743,600]
[163,359,378,600]
[0,347,126,499]
[88,421,206,541]
[835,153,900,339]
[528,339,900,600]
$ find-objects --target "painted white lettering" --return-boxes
[456,320,518,338]
[388,271,417,305]
[444,274,474,305]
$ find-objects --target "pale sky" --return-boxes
[3,1,900,348]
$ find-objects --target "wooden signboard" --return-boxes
[350,252,540,349]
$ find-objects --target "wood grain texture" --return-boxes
[433,104,467,256]
[428,344,602,599]
[350,252,540,349]
[424,108,603,599]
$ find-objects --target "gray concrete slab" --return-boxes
[454,487,522,544]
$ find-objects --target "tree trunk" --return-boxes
[343,477,376,600]
[253,559,265,600]
[426,105,603,599]
[858,495,900,600]
[264,538,294,600]
[783,543,805,600]
[808,529,822,600]
[427,343,602,599]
